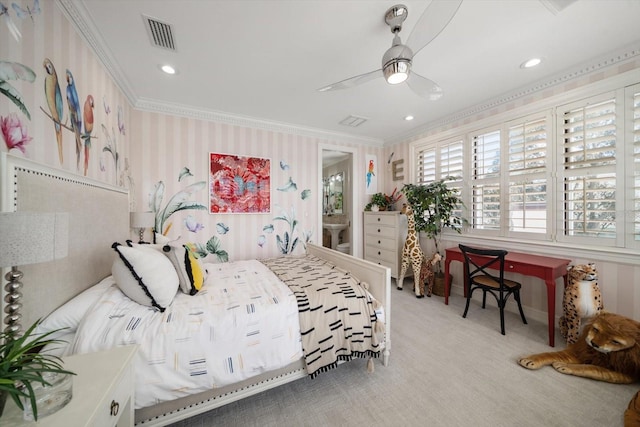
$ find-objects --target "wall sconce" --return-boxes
[0,212,69,336]
[130,212,155,243]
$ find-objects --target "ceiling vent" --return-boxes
[339,115,368,127]
[143,15,176,51]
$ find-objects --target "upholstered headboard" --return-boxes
[0,153,129,330]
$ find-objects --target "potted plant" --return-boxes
[365,192,389,211]
[365,188,403,212]
[0,321,75,420]
[402,178,467,293]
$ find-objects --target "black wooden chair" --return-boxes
[458,244,527,335]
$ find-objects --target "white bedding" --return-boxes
[70,260,303,409]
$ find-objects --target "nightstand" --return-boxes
[2,345,137,426]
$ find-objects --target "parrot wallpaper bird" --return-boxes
[43,57,63,163]
[65,68,82,171]
[82,94,94,175]
[365,155,377,194]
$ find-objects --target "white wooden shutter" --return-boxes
[507,116,548,235]
[558,94,617,243]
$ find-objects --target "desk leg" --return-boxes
[444,259,451,305]
[545,279,556,347]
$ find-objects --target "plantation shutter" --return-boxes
[471,130,500,230]
[417,146,436,184]
[559,95,617,242]
[632,88,640,243]
[507,116,548,235]
[440,139,464,225]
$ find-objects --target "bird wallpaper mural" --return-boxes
[2,0,369,263]
[41,58,112,178]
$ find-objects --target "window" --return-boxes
[410,77,640,252]
[416,146,436,184]
[557,94,618,245]
[628,84,640,248]
[507,115,549,236]
[471,129,500,231]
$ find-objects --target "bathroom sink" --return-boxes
[323,223,348,231]
[323,223,348,249]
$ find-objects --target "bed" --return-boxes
[0,153,391,426]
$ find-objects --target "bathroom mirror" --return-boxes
[323,172,344,214]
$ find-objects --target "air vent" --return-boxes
[339,115,368,127]
[143,15,176,51]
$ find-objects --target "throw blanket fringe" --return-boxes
[262,254,384,379]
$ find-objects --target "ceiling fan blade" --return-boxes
[407,72,443,100]
[317,69,382,92]
[405,0,462,57]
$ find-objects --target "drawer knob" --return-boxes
[377,229,381,233]
[509,265,514,269]
[377,218,380,222]
[378,240,381,244]
[378,251,381,255]
[110,400,120,417]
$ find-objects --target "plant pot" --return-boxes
[21,372,73,421]
[432,272,452,297]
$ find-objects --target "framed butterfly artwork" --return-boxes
[209,152,271,214]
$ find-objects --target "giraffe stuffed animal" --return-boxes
[398,204,429,298]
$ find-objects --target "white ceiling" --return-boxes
[65,0,640,146]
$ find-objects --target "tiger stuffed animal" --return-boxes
[559,263,603,345]
[518,312,640,383]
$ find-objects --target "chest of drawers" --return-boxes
[363,211,408,279]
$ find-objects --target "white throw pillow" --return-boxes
[35,276,115,339]
[162,243,206,295]
[111,243,179,311]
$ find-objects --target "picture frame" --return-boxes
[209,152,271,214]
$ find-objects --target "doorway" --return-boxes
[318,146,355,255]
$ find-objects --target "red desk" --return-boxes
[444,246,571,347]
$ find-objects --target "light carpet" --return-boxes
[169,280,638,427]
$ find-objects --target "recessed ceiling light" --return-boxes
[404,115,414,121]
[520,58,542,69]
[160,64,176,74]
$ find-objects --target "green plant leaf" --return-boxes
[215,250,228,263]
[0,321,75,420]
[206,235,221,254]
[0,81,30,120]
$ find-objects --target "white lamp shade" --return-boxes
[0,212,69,268]
[130,212,155,229]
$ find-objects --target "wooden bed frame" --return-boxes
[0,153,391,426]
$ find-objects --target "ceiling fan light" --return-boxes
[384,59,410,84]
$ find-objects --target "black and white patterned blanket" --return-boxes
[261,254,383,378]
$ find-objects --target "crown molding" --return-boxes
[134,98,384,146]
[386,43,640,146]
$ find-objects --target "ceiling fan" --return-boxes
[317,0,463,100]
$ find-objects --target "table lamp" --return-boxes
[0,212,69,336]
[130,211,155,243]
